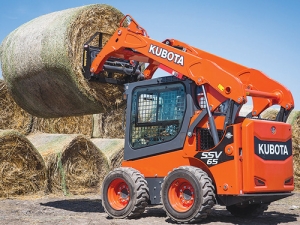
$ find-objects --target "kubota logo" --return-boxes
[258,143,289,155]
[148,44,184,66]
[254,137,292,160]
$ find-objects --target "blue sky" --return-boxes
[0,0,299,109]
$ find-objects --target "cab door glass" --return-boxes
[130,83,186,149]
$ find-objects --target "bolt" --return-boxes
[118,30,122,35]
[227,148,230,152]
[187,132,192,137]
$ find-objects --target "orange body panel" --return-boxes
[122,150,189,177]
[123,123,244,195]
[208,124,243,195]
[242,119,294,192]
[91,15,294,198]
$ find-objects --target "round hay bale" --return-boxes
[0,4,125,118]
[31,115,93,137]
[261,108,278,120]
[0,130,46,198]
[287,110,300,125]
[91,138,124,169]
[0,80,33,134]
[92,105,125,138]
[291,115,300,191]
[27,133,109,195]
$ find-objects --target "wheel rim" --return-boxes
[168,178,195,212]
[107,178,130,210]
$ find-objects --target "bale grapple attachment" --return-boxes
[82,32,142,84]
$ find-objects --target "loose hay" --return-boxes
[0,4,125,118]
[27,133,109,195]
[0,80,33,134]
[0,130,46,198]
[91,138,124,169]
[31,115,93,137]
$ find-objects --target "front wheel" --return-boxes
[161,166,216,223]
[101,167,149,218]
[226,203,269,218]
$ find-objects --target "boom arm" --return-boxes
[90,15,294,115]
[149,38,294,116]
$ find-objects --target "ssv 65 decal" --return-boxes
[200,151,222,165]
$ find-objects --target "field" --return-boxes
[0,192,299,225]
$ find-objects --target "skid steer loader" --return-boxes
[82,15,294,223]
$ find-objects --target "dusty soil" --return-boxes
[0,192,299,225]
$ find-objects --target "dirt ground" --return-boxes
[0,192,299,225]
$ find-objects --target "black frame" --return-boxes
[124,76,196,160]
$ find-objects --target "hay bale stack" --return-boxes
[291,114,300,190]
[0,130,46,198]
[92,106,125,138]
[0,80,33,134]
[0,4,124,118]
[91,138,124,169]
[27,133,109,195]
[31,115,93,137]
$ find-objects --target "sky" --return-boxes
[0,0,299,109]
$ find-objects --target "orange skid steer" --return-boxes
[82,15,294,223]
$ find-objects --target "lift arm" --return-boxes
[152,38,294,116]
[90,15,294,115]
[91,15,246,109]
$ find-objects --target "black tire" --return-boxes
[101,167,149,219]
[161,166,216,223]
[226,203,269,218]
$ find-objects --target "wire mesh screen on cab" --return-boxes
[130,83,186,149]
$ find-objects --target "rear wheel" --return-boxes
[161,166,216,223]
[226,203,269,218]
[101,167,149,218]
